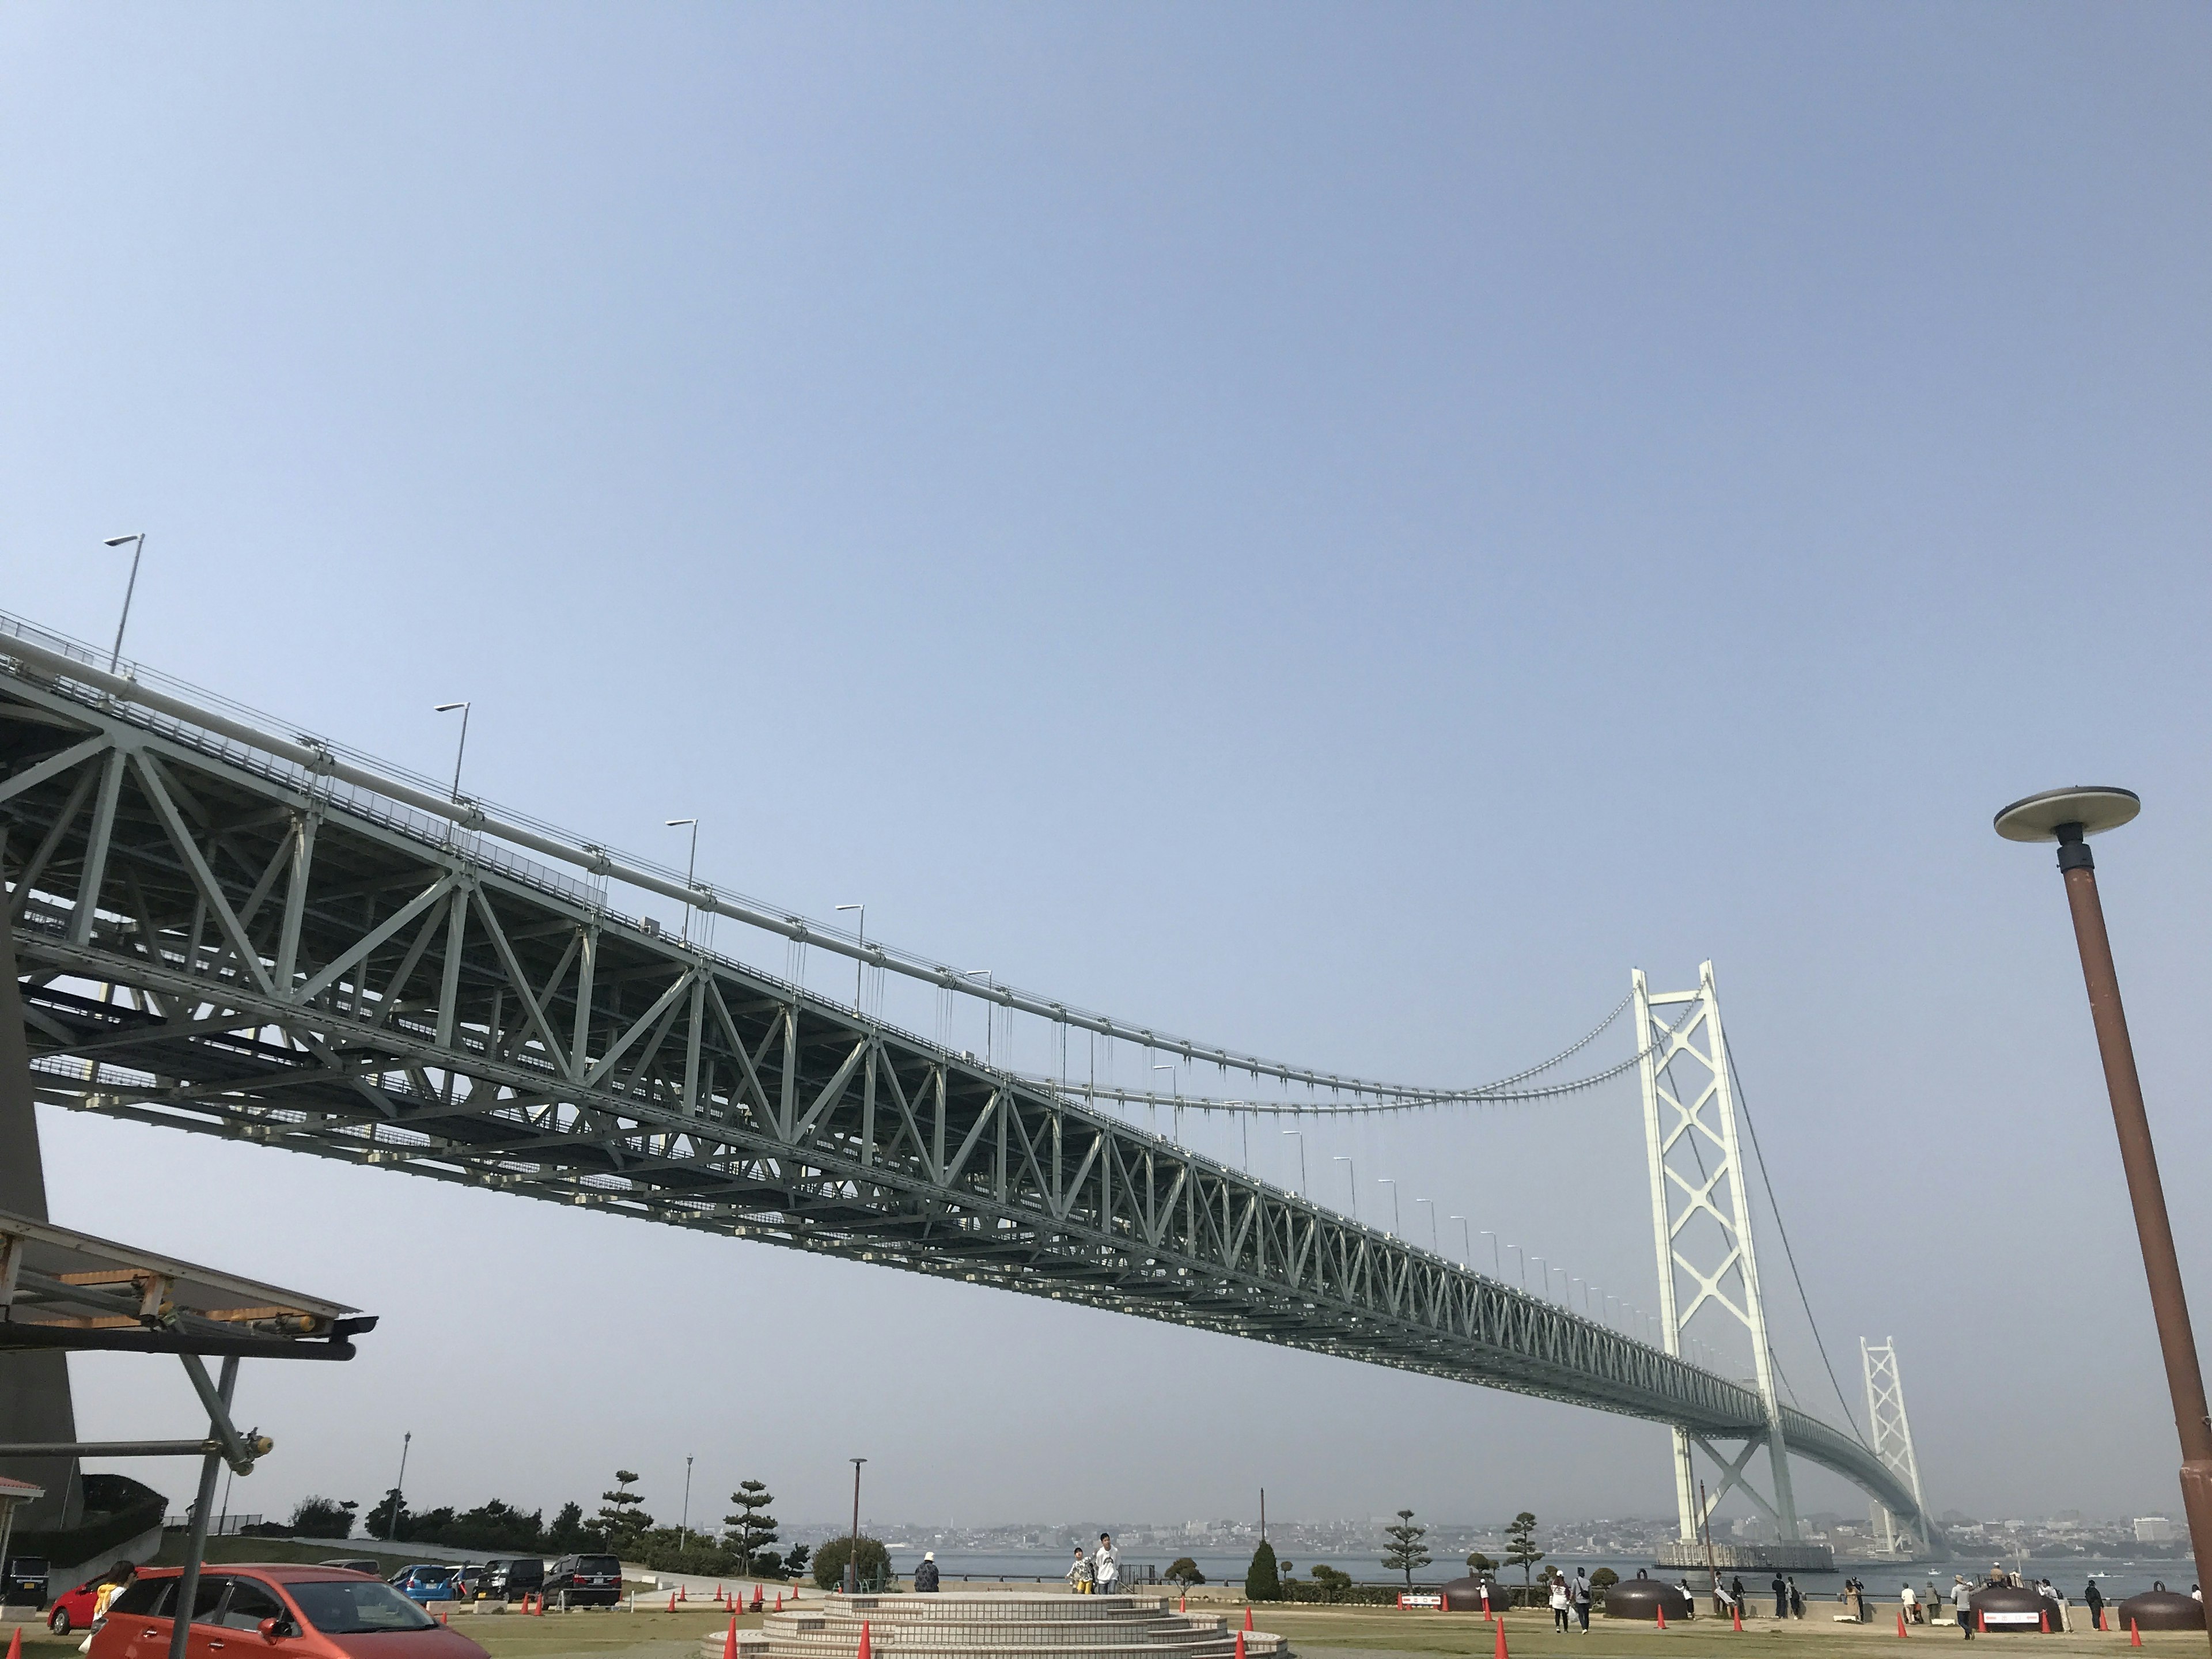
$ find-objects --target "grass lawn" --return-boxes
[1245,1605,2204,1659]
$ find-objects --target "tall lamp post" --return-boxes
[1376,1176,1400,1237]
[836,904,866,1011]
[667,820,699,944]
[103,534,147,672]
[846,1457,868,1593]
[1282,1129,1306,1196]
[386,1431,411,1543]
[1331,1155,1357,1221]
[1996,785,2212,1635]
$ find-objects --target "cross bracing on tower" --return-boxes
[0,606,1926,1539]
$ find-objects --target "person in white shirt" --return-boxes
[1092,1535,1119,1594]
[1903,1584,1921,1624]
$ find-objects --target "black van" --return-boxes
[480,1558,545,1602]
[3,1558,48,1608]
[542,1554,622,1607]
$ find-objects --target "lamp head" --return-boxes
[1993,786,2139,843]
[104,534,143,547]
[434,702,467,714]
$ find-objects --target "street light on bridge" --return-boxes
[433,702,471,804]
[836,903,866,1010]
[1416,1196,1438,1253]
[1997,784,2212,1633]
[1281,1129,1306,1196]
[1479,1228,1501,1278]
[102,533,147,673]
[1331,1155,1357,1221]
[1376,1177,1399,1237]
[666,820,700,944]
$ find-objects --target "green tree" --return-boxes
[597,1471,653,1553]
[546,1501,592,1552]
[1467,1552,1497,1574]
[1381,1510,1431,1586]
[723,1480,779,1573]
[1308,1565,1353,1604]
[1244,1540,1282,1601]
[1503,1512,1544,1590]
[785,1543,812,1580]
[812,1536,891,1592]
[1590,1568,1619,1594]
[362,1488,408,1542]
[289,1496,355,1540]
[1165,1558,1206,1586]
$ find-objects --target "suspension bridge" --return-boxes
[0,608,1935,1565]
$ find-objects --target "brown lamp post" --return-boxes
[1996,786,2212,1646]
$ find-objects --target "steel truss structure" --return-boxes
[0,637,1916,1527]
[1862,1337,1934,1555]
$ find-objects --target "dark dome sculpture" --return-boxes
[2118,1586,2204,1633]
[1966,1584,2063,1634]
[1440,1577,1510,1613]
[1603,1570,1692,1622]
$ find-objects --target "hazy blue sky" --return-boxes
[5,4,2209,1539]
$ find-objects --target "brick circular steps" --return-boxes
[697,1593,1292,1659]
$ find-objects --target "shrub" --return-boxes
[813,1536,891,1590]
[289,1497,355,1540]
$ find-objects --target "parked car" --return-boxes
[316,1561,383,1577]
[541,1554,623,1608]
[45,1573,107,1634]
[392,1566,463,1603]
[88,1565,487,1659]
[478,1559,544,1602]
[2,1556,48,1608]
[448,1566,483,1599]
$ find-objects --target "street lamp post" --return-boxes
[1332,1155,1357,1221]
[1282,1129,1307,1196]
[961,970,993,1065]
[836,905,866,1012]
[386,1431,411,1543]
[1479,1229,1501,1278]
[667,820,699,944]
[680,1455,694,1551]
[1997,785,2212,1633]
[103,534,147,672]
[433,702,471,802]
[1152,1062,1180,1143]
[847,1458,868,1593]
[1377,1177,1400,1237]
[1450,1214,1472,1267]
[1416,1196,1439,1252]
[1508,1244,1525,1290]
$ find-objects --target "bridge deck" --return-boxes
[0,628,1914,1525]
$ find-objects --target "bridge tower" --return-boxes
[1633,963,1811,1563]
[1862,1337,1933,1555]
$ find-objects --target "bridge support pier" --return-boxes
[0,884,85,1530]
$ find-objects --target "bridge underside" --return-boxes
[0,646,1920,1529]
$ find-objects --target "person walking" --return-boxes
[1903,1584,1920,1625]
[1773,1572,1787,1619]
[915,1553,941,1594]
[1548,1574,1571,1634]
[1789,1578,1804,1620]
[1953,1577,1975,1639]
[1729,1575,1745,1615]
[1092,1535,1119,1595]
[1067,1548,1093,1594]
[1573,1569,1591,1632]
[2083,1580,2105,1630]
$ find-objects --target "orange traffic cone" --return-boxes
[1493,1612,1510,1659]
[2040,1610,2049,1635]
[1657,1602,1668,1630]
[680,1585,689,1604]
[6,1626,21,1659]
[724,1616,738,1659]
[1734,1604,1745,1633]
[775,1593,784,1612]
[1244,1608,1254,1632]
[1900,1611,1911,1638]
[438,1613,448,1626]
[668,1593,679,1613]
[1236,1634,1247,1659]
[2131,1620,2142,1647]
[858,1621,874,1659]
[1180,1596,1187,1613]
[1978,1612,1986,1634]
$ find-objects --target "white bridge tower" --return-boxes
[1635,963,1826,1570]
[1862,1337,1934,1555]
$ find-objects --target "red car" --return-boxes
[89,1565,487,1659]
[46,1574,107,1636]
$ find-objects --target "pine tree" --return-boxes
[596,1471,653,1551]
[723,1480,779,1573]
[1244,1540,1282,1602]
[1381,1510,1431,1586]
[1504,1512,1545,1590]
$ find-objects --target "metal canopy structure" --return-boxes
[0,611,1921,1536]
[0,1208,371,1363]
